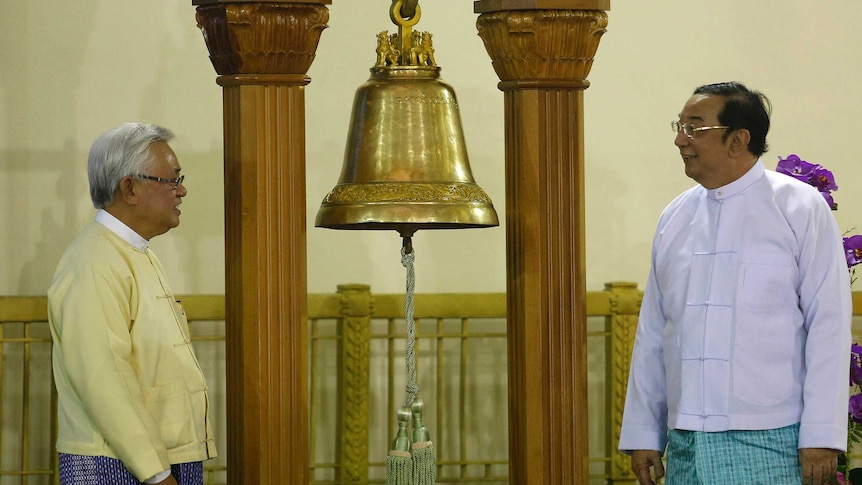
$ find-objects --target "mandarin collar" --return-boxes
[706,159,764,202]
[95,209,149,251]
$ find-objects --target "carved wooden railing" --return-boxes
[310,282,645,484]
[5,284,857,484]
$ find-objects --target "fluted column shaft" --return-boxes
[475,2,608,484]
[193,2,330,484]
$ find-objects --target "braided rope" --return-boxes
[388,238,437,485]
[401,245,420,407]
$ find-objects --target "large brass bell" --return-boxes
[315,0,498,238]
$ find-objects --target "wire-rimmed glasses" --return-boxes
[671,121,729,139]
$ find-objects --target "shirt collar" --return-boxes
[95,209,149,251]
[707,158,764,201]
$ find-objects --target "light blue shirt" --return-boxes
[619,160,852,453]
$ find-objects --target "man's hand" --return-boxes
[799,448,839,485]
[631,449,665,485]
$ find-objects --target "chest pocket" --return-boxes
[737,259,796,312]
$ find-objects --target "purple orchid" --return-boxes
[822,191,836,210]
[812,166,839,193]
[824,193,838,210]
[776,154,838,209]
[776,154,821,183]
[852,343,862,385]
[846,235,862,269]
[850,394,862,423]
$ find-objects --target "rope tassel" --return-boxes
[386,400,438,485]
[411,399,436,485]
[387,406,415,485]
[386,237,437,485]
[411,442,437,485]
[386,450,413,485]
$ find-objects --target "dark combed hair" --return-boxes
[693,82,772,157]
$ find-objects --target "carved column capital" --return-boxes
[195,2,330,76]
[476,8,607,89]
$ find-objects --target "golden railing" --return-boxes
[2,286,861,485]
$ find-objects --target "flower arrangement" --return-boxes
[847,343,862,484]
[776,154,862,484]
[777,154,839,209]
[777,154,862,284]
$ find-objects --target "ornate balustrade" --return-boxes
[2,285,859,484]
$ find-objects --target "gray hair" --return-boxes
[88,122,175,209]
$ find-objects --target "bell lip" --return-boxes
[314,222,499,230]
[314,221,500,234]
[314,204,500,231]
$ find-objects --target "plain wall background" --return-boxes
[2,0,860,297]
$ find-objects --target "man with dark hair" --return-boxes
[48,123,216,485]
[618,82,851,485]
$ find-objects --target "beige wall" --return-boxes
[2,1,861,297]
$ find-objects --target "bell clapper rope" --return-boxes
[386,233,437,485]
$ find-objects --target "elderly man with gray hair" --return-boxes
[48,123,216,485]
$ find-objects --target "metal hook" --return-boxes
[390,0,421,27]
[398,0,419,19]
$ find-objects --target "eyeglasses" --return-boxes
[671,121,729,139]
[133,174,185,190]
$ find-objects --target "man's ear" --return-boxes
[727,129,751,157]
[117,176,139,205]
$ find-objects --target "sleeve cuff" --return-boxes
[144,469,171,484]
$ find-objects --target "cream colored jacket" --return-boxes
[48,216,216,481]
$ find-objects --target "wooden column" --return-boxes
[474,1,608,484]
[193,2,330,484]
